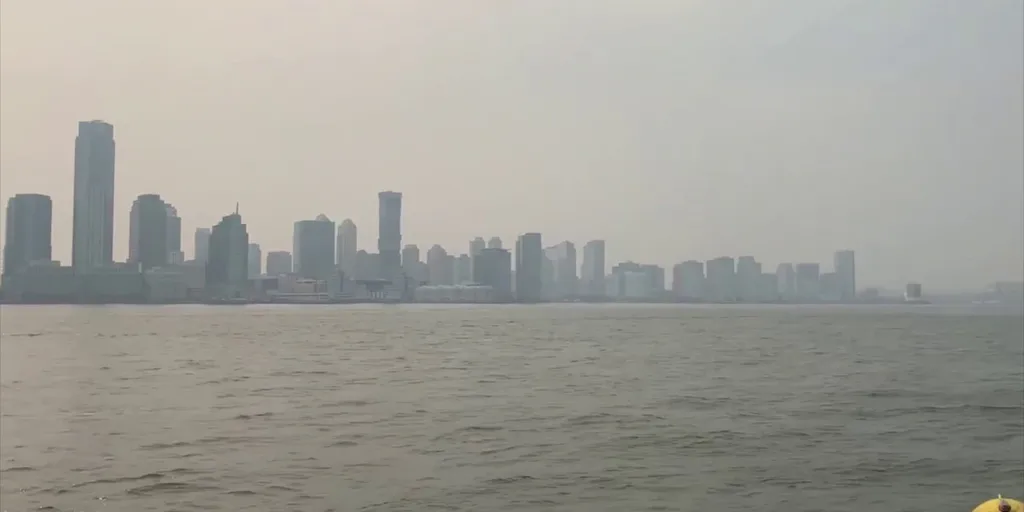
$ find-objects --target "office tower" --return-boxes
[469,237,486,257]
[206,209,249,296]
[128,194,171,270]
[469,237,486,277]
[672,260,705,300]
[735,256,761,301]
[454,254,472,284]
[166,205,183,264]
[759,273,779,302]
[194,228,212,263]
[776,263,796,300]
[72,120,116,269]
[353,250,380,281]
[473,248,512,301]
[426,244,453,285]
[3,194,52,277]
[402,244,420,268]
[580,240,606,297]
[247,243,262,278]
[487,237,502,249]
[515,233,543,302]
[834,250,856,301]
[377,191,402,282]
[545,241,577,299]
[336,218,357,276]
[705,257,736,302]
[293,214,335,281]
[265,251,292,276]
[794,263,821,300]
[608,261,661,299]
[819,272,839,301]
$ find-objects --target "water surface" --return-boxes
[1,304,1021,511]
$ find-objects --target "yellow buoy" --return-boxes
[973,496,1024,512]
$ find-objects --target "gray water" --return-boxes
[1,304,1021,512]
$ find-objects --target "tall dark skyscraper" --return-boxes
[128,194,172,270]
[3,194,52,277]
[515,233,543,302]
[377,191,402,282]
[206,209,249,297]
[72,120,116,269]
[293,214,335,281]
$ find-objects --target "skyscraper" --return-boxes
[487,237,502,249]
[294,214,336,281]
[580,240,606,297]
[206,209,249,297]
[336,219,357,278]
[706,256,736,302]
[166,205,182,264]
[834,250,856,301]
[72,120,116,269]
[3,194,52,277]
[265,251,292,276]
[545,241,577,299]
[673,260,705,300]
[194,228,212,263]
[515,233,543,302]
[128,194,171,270]
[473,248,512,301]
[427,244,453,285]
[247,243,262,278]
[377,191,402,282]
[469,237,486,257]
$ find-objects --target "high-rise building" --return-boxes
[515,233,543,302]
[794,263,821,300]
[72,120,116,269]
[377,191,402,282]
[705,257,736,302]
[427,244,453,285]
[834,250,856,301]
[128,194,172,270]
[265,250,292,276]
[166,205,182,264]
[735,256,762,302]
[473,248,512,301]
[206,209,249,297]
[487,237,503,249]
[580,240,606,297]
[470,237,486,258]
[672,260,704,300]
[247,243,262,278]
[294,214,335,281]
[544,241,577,299]
[3,194,52,277]
[336,219,357,277]
[401,244,426,283]
[454,254,472,284]
[776,263,796,300]
[194,228,212,263]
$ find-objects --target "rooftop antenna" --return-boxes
[235,202,239,215]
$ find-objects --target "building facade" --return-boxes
[294,214,335,281]
[377,191,402,282]
[265,250,292,276]
[72,120,116,269]
[3,194,52,278]
[515,233,543,302]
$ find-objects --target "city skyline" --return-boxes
[1,1,1022,290]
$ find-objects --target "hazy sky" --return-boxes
[1,0,1021,290]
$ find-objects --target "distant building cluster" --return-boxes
[1,120,959,305]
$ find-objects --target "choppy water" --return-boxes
[1,304,1021,511]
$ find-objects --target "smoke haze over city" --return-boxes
[1,0,1021,291]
